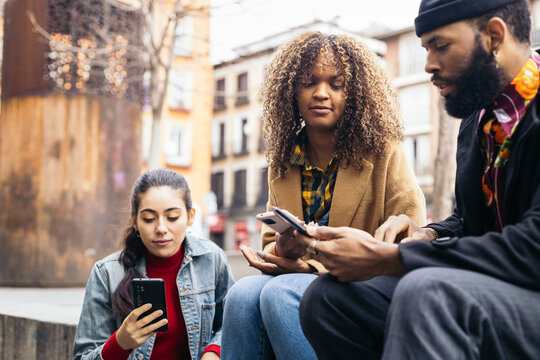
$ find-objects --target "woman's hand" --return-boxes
[201,351,220,360]
[275,227,308,259]
[240,245,313,275]
[116,304,168,350]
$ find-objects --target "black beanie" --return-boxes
[415,0,521,36]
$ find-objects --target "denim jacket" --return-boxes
[73,234,235,360]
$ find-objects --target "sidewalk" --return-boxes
[0,251,258,325]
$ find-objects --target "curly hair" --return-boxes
[262,31,403,175]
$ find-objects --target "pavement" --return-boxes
[0,251,259,326]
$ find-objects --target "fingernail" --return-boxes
[146,303,152,309]
[256,251,266,259]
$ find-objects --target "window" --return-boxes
[403,135,431,176]
[534,1,540,28]
[214,78,226,111]
[256,167,269,206]
[257,116,266,153]
[165,122,192,166]
[168,69,193,110]
[232,169,247,208]
[398,33,425,76]
[236,72,249,105]
[399,84,431,134]
[211,120,226,158]
[233,117,249,155]
[173,16,194,57]
[211,172,225,209]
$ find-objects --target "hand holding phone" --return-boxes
[271,206,311,237]
[131,278,168,332]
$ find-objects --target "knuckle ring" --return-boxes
[306,239,318,255]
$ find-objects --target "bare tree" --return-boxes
[431,96,457,222]
[27,0,210,169]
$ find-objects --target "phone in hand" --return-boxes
[256,211,292,233]
[131,278,168,332]
[271,206,311,237]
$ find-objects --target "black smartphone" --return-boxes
[271,206,311,237]
[131,278,168,332]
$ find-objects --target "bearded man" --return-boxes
[296,0,540,359]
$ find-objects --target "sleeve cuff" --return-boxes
[263,241,277,255]
[305,258,327,274]
[102,330,132,360]
[203,344,221,357]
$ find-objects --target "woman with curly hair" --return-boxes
[221,32,425,359]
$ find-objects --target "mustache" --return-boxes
[431,74,454,84]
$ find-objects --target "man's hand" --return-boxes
[240,245,313,275]
[297,225,406,282]
[275,225,307,259]
[374,214,435,243]
[116,304,167,350]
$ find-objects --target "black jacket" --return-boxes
[399,97,540,289]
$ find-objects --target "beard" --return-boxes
[437,36,502,118]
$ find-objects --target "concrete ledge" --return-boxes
[0,313,76,359]
[0,253,259,359]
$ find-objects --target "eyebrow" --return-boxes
[423,35,443,47]
[140,207,181,214]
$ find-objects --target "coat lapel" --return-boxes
[329,159,373,227]
[271,166,304,219]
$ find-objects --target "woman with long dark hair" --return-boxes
[74,169,234,360]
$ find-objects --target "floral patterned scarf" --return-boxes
[478,51,540,232]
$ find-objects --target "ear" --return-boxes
[131,214,137,231]
[485,17,507,54]
[187,208,196,227]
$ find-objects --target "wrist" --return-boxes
[424,227,438,241]
[379,243,406,277]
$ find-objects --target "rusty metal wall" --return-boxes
[0,94,142,286]
[0,0,144,286]
[2,0,49,98]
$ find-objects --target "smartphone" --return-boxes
[271,206,311,237]
[131,278,168,332]
[256,211,292,233]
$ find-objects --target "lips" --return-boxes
[153,240,172,247]
[309,105,332,115]
[432,78,453,97]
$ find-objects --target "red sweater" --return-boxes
[102,245,220,359]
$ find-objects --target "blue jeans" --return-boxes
[221,273,318,360]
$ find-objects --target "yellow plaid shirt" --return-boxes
[290,130,339,224]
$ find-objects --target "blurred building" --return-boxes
[371,26,441,220]
[210,20,386,251]
[141,0,213,236]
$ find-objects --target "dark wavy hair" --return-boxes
[472,0,530,45]
[262,31,403,175]
[112,168,192,321]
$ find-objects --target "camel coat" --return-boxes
[262,141,426,273]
